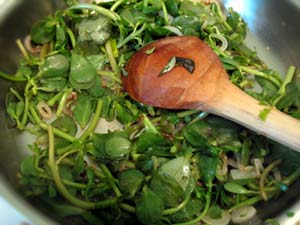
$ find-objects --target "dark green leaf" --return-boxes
[118,169,145,199]
[74,151,85,177]
[169,198,204,223]
[183,120,213,148]
[198,155,219,185]
[166,0,179,16]
[150,173,184,208]
[51,115,77,136]
[48,184,57,198]
[74,94,93,128]
[115,103,136,125]
[20,155,36,176]
[255,76,278,101]
[137,132,168,153]
[30,18,56,44]
[277,79,300,110]
[136,186,164,225]
[86,75,107,98]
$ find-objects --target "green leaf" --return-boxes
[77,15,112,45]
[136,132,168,153]
[259,108,271,121]
[172,15,200,36]
[51,115,77,136]
[158,156,191,192]
[183,120,212,146]
[73,151,85,177]
[136,186,164,225]
[224,182,250,194]
[48,184,57,198]
[169,198,204,223]
[105,136,131,159]
[92,131,129,158]
[86,54,106,71]
[118,169,145,199]
[150,173,184,208]
[30,17,56,44]
[179,0,210,17]
[69,53,97,89]
[226,8,247,44]
[40,54,69,78]
[20,155,36,176]
[86,75,107,98]
[255,76,278,101]
[198,155,219,186]
[39,77,67,92]
[115,103,136,125]
[277,79,300,110]
[55,24,66,48]
[74,94,93,129]
[16,101,25,118]
[165,0,179,16]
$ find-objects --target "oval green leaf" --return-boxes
[136,186,164,225]
[69,53,97,89]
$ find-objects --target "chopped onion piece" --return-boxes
[231,205,257,224]
[209,33,228,51]
[24,35,41,54]
[228,158,238,168]
[217,154,228,176]
[253,158,264,177]
[203,210,231,225]
[273,167,282,182]
[163,26,183,36]
[37,102,52,119]
[230,168,257,180]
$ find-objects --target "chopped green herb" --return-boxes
[259,107,272,121]
[159,56,176,76]
[145,46,156,55]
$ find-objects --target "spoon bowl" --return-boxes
[123,36,300,151]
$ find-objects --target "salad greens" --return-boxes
[1,0,300,224]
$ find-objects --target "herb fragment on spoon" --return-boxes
[145,47,156,55]
[159,56,195,76]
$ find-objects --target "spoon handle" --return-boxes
[206,81,300,151]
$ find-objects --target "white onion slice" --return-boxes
[231,205,257,224]
[209,33,228,51]
[230,168,257,180]
[202,210,231,225]
[163,26,184,36]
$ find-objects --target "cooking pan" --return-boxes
[0,0,299,224]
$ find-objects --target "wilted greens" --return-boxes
[1,0,300,225]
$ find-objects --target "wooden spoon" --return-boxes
[122,36,300,151]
